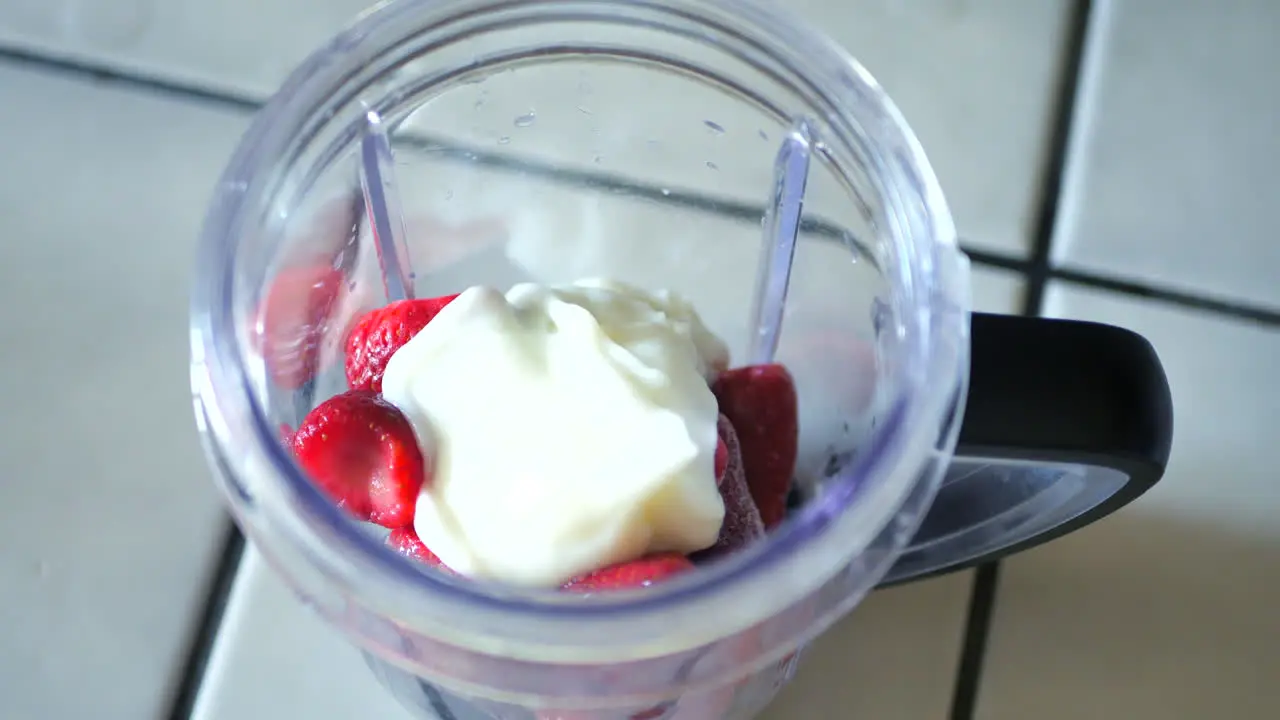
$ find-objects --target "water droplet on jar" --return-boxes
[593,155,603,164]
[871,297,893,336]
[660,188,671,196]
[514,112,536,128]
[704,120,725,134]
[497,136,511,145]
[758,129,770,141]
[577,106,593,115]
[706,161,719,170]
[444,189,454,200]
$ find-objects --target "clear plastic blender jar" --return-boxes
[188,1,1173,718]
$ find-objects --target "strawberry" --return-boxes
[693,416,765,561]
[344,294,460,392]
[387,527,448,570]
[257,264,345,390]
[292,389,428,528]
[561,553,695,593]
[711,364,798,529]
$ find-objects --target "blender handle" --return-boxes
[956,312,1173,489]
[879,313,1174,586]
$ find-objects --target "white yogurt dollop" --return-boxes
[381,279,729,587]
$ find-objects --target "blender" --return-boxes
[189,0,1173,717]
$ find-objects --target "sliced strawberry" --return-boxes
[711,364,798,529]
[693,416,765,561]
[561,553,695,593]
[387,527,448,570]
[257,264,345,390]
[344,294,460,392]
[292,389,428,528]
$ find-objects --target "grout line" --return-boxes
[1039,0,1113,268]
[1020,0,1099,319]
[1049,266,1280,327]
[960,247,1031,274]
[0,44,261,112]
[164,521,246,720]
[948,563,1001,720]
[949,1,1097,718]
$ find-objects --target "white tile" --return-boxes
[0,0,376,98]
[0,67,249,718]
[793,0,1075,256]
[191,549,414,720]
[1052,0,1280,308]
[1,0,1070,258]
[970,266,1025,314]
[979,284,1280,719]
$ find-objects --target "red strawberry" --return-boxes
[257,264,345,390]
[292,389,428,528]
[387,527,448,570]
[344,294,460,392]
[712,364,798,529]
[561,553,695,593]
[693,416,765,561]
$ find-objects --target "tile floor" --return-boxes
[0,0,1276,718]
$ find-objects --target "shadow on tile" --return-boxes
[981,512,1280,719]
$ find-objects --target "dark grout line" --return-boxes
[1050,267,1280,327]
[164,521,246,720]
[949,1,1096,719]
[1021,0,1097,318]
[960,247,1031,275]
[0,44,262,112]
[948,563,1001,720]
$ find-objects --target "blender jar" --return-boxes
[188,0,1172,718]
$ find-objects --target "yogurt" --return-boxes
[381,279,729,587]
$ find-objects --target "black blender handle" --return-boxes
[881,312,1174,586]
[959,312,1173,479]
